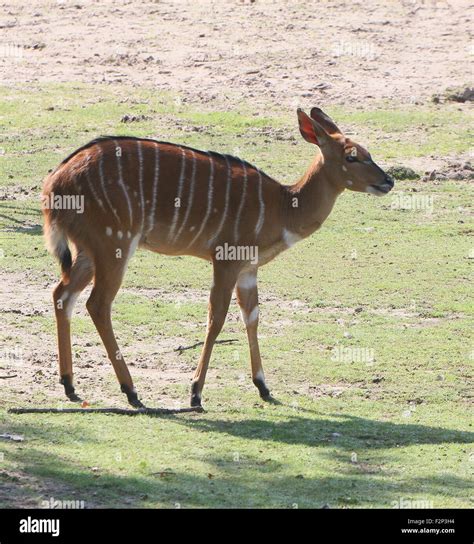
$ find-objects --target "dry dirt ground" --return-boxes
[0,0,472,109]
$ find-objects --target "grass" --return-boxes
[0,83,472,508]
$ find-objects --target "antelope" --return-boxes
[42,107,394,408]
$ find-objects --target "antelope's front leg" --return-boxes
[235,270,270,400]
[190,261,240,407]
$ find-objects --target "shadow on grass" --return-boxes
[0,222,42,234]
[1,412,472,508]
[5,410,472,451]
[2,443,472,509]
[0,201,42,232]
[178,413,474,449]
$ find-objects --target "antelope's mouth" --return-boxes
[368,183,393,196]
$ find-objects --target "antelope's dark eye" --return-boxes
[346,155,358,163]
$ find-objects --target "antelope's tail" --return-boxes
[42,177,72,284]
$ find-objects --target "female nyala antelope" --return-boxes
[42,107,393,408]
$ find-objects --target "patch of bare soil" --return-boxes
[0,0,472,110]
[421,159,474,181]
[308,383,352,398]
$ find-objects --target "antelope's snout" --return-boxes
[367,172,394,196]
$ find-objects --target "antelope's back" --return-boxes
[42,137,285,256]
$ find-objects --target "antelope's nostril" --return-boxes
[385,176,394,187]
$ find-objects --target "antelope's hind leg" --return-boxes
[53,251,94,401]
[86,249,144,408]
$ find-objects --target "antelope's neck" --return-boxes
[284,155,342,238]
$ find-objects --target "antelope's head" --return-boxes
[297,107,394,196]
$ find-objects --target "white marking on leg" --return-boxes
[168,147,187,241]
[113,140,133,228]
[282,228,302,247]
[187,152,214,248]
[122,233,141,278]
[238,271,257,290]
[241,305,259,326]
[146,144,160,235]
[255,169,265,237]
[64,292,80,321]
[174,149,197,243]
[208,154,231,248]
[234,160,248,243]
[255,369,265,383]
[60,290,69,302]
[117,230,123,240]
[137,140,145,233]
[98,147,120,223]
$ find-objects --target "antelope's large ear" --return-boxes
[297,108,330,146]
[310,107,343,137]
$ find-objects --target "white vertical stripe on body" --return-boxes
[84,161,105,211]
[98,146,120,223]
[146,144,160,235]
[173,149,197,243]
[137,140,145,233]
[255,169,265,237]
[234,159,248,243]
[168,147,186,241]
[113,140,133,228]
[208,154,231,248]
[187,152,214,249]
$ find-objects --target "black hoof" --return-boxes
[190,395,202,408]
[121,384,144,409]
[253,378,270,399]
[60,375,79,400]
[190,381,202,408]
[129,397,145,409]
